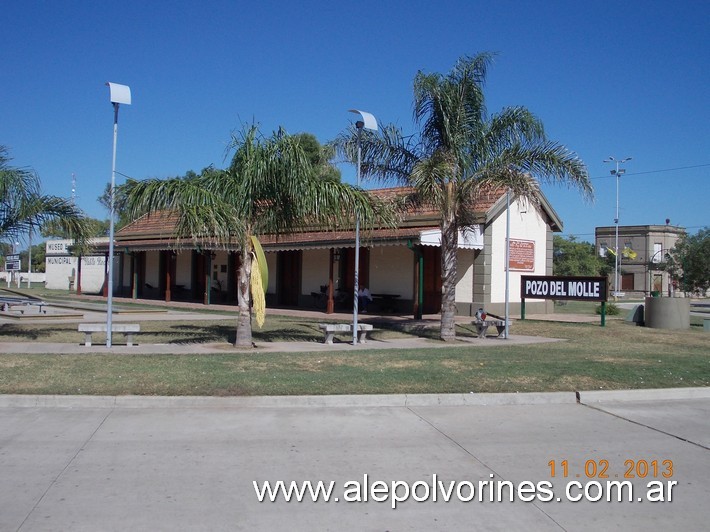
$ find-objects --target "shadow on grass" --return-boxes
[163,323,322,344]
[0,324,45,340]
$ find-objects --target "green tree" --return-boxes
[42,216,110,238]
[120,125,395,347]
[336,53,591,341]
[553,235,605,276]
[1,146,88,244]
[19,243,46,273]
[294,133,341,182]
[98,182,132,231]
[666,227,710,294]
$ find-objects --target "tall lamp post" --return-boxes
[648,248,668,297]
[348,109,378,345]
[603,156,631,299]
[106,82,131,347]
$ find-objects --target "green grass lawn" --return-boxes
[1,314,708,396]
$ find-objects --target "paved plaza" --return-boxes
[2,297,708,530]
[1,390,708,531]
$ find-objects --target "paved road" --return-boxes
[1,390,708,531]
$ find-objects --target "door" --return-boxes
[422,246,442,314]
[277,250,302,306]
[339,247,370,304]
[621,273,635,291]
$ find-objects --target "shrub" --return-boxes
[596,302,620,315]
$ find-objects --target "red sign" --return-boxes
[508,240,535,271]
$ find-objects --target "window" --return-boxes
[652,243,662,263]
[599,243,608,257]
[621,273,635,290]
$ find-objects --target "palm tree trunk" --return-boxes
[440,206,458,341]
[235,245,253,347]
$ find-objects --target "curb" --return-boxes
[0,388,707,409]
[577,387,710,403]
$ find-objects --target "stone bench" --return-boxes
[318,323,374,344]
[78,323,140,346]
[473,319,509,338]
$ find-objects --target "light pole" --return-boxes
[14,241,20,288]
[348,109,378,345]
[26,226,32,289]
[648,248,668,297]
[106,82,131,347]
[504,189,510,339]
[603,156,631,299]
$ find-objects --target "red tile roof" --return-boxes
[112,185,510,250]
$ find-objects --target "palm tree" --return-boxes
[336,53,592,341]
[1,145,87,245]
[121,125,395,347]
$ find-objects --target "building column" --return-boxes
[103,252,109,297]
[164,251,172,303]
[327,248,335,314]
[204,252,212,305]
[130,253,138,299]
[76,255,83,295]
[408,240,423,319]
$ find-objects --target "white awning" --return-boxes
[420,226,484,250]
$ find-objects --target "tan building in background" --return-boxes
[595,223,685,297]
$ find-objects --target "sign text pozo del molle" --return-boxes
[520,276,608,302]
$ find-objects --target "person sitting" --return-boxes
[358,287,373,313]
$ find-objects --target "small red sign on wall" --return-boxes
[508,239,535,271]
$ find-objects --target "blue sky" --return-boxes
[3,0,708,243]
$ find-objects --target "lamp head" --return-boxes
[348,109,378,131]
[106,82,131,105]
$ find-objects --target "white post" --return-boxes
[504,189,510,339]
[105,82,131,348]
[604,156,631,300]
[352,124,362,345]
[614,169,619,299]
[14,241,20,288]
[27,227,32,289]
[347,109,377,345]
[107,102,119,347]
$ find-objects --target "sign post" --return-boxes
[520,275,609,327]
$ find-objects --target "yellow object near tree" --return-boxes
[249,236,268,328]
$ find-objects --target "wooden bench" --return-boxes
[78,323,140,346]
[473,318,509,338]
[318,323,374,344]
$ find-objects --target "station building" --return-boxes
[45,187,564,316]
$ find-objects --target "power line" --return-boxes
[590,163,710,180]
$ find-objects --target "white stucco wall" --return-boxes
[455,249,475,303]
[145,252,160,287]
[176,251,193,287]
[301,249,330,295]
[489,198,548,303]
[368,246,413,298]
[44,238,108,293]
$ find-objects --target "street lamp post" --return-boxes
[348,109,378,345]
[648,248,668,297]
[106,83,131,347]
[603,156,631,299]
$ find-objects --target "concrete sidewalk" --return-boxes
[1,390,708,531]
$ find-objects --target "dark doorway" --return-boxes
[192,251,206,301]
[621,273,635,291]
[277,250,302,306]
[340,247,370,297]
[422,246,442,314]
